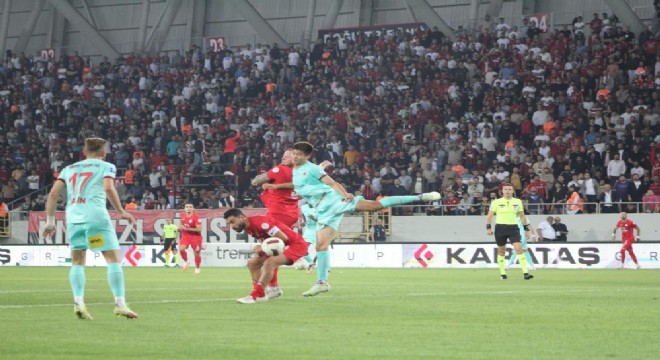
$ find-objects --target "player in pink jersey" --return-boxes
[179,203,203,274]
[223,208,308,304]
[611,212,641,269]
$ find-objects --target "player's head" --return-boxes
[166,218,173,224]
[620,212,627,220]
[83,137,106,158]
[184,203,194,215]
[223,208,247,232]
[281,149,294,167]
[292,142,314,165]
[501,183,514,197]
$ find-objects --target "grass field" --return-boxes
[0,267,658,360]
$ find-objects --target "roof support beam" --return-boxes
[47,0,119,58]
[404,0,456,41]
[0,0,11,57]
[227,0,287,46]
[14,0,45,55]
[603,0,645,35]
[485,0,503,19]
[321,0,343,30]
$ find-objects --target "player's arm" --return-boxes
[518,210,531,236]
[43,179,66,239]
[321,174,353,200]
[103,178,136,225]
[634,224,641,241]
[263,182,293,190]
[485,207,495,236]
[251,172,271,187]
[271,230,290,243]
[611,226,619,240]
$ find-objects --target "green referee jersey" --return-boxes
[163,224,178,238]
[490,197,524,224]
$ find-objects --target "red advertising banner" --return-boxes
[28,208,269,245]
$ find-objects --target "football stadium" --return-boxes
[0,0,659,359]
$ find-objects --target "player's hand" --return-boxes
[43,224,56,240]
[636,236,640,242]
[343,193,355,202]
[486,229,493,236]
[525,230,531,239]
[611,234,616,241]
[253,244,266,256]
[262,183,276,190]
[120,211,136,225]
[530,234,537,243]
[319,160,332,170]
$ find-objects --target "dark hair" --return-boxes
[501,182,514,188]
[292,141,314,155]
[223,208,244,219]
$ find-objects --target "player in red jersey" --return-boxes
[179,203,203,274]
[223,208,308,304]
[611,212,641,269]
[250,150,299,297]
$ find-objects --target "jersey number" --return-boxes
[68,172,94,196]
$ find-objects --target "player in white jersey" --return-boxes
[43,138,139,320]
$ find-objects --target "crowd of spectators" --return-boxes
[0,10,659,216]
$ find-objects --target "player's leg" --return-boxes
[619,244,627,268]
[494,226,508,279]
[303,225,334,296]
[172,241,180,267]
[68,224,92,320]
[519,230,536,270]
[237,255,267,303]
[297,205,317,271]
[192,241,202,274]
[163,238,172,267]
[354,192,441,212]
[96,226,138,319]
[179,241,189,271]
[626,243,640,268]
[510,230,532,279]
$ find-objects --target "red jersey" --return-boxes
[260,164,299,219]
[616,219,636,242]
[180,212,202,239]
[244,216,305,247]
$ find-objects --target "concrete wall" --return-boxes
[4,212,658,245]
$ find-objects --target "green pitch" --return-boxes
[1,267,658,360]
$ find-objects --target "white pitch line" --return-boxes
[0,286,246,294]
[1,287,657,309]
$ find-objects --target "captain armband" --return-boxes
[523,224,530,231]
[486,224,492,230]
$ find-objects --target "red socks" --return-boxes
[251,282,265,300]
[194,255,201,269]
[268,268,279,287]
[180,250,188,263]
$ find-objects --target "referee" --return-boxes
[162,218,179,267]
[485,183,534,280]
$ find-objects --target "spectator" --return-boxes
[536,216,556,242]
[552,217,569,241]
[642,190,660,213]
[599,183,620,213]
[369,218,387,242]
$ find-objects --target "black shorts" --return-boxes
[494,224,521,247]
[163,237,177,251]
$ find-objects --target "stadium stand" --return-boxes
[0,12,658,215]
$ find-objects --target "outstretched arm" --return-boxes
[251,172,271,187]
[321,175,352,200]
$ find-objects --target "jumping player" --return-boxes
[223,208,308,304]
[291,141,441,296]
[611,212,641,269]
[179,203,203,274]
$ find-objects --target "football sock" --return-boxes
[174,253,180,264]
[316,250,330,282]
[497,255,506,275]
[269,268,279,287]
[517,253,529,273]
[107,262,126,297]
[165,250,171,264]
[620,249,626,264]
[524,250,535,267]
[379,196,419,208]
[69,265,85,299]
[180,250,188,263]
[628,250,638,264]
[507,252,516,266]
[303,253,313,263]
[194,255,202,269]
